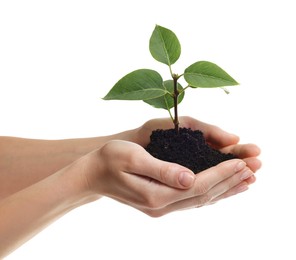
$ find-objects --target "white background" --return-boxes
[1,0,295,259]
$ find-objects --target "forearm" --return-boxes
[0,155,99,258]
[0,136,110,175]
[0,130,135,199]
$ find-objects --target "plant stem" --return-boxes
[173,74,179,133]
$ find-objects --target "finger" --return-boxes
[211,176,256,203]
[178,161,253,207]
[190,159,247,196]
[190,164,254,203]
[220,143,261,172]
[179,116,240,148]
[220,143,261,158]
[149,159,250,213]
[123,158,248,212]
[244,174,256,185]
[243,157,262,173]
[129,148,196,190]
[140,167,255,217]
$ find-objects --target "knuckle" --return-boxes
[99,140,141,166]
[98,140,118,158]
[142,192,162,209]
[158,164,174,184]
[194,180,210,195]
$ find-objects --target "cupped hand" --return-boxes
[132,116,240,148]
[130,116,261,173]
[84,140,256,217]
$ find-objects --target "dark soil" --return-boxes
[145,127,236,174]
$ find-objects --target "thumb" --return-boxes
[141,154,196,189]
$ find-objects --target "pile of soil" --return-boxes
[145,127,236,174]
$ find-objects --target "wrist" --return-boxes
[53,154,102,209]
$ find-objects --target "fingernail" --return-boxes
[235,161,246,172]
[179,171,195,187]
[240,169,254,181]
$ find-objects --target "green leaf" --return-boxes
[103,69,166,100]
[184,61,239,88]
[144,80,184,110]
[149,25,181,66]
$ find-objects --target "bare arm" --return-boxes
[0,116,261,200]
[0,139,258,258]
[0,154,99,258]
[0,117,261,258]
[0,131,133,199]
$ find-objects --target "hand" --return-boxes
[129,116,261,173]
[84,140,256,217]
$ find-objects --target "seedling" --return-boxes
[103,25,239,133]
[103,25,239,173]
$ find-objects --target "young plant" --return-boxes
[103,25,239,132]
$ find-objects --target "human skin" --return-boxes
[0,116,261,257]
